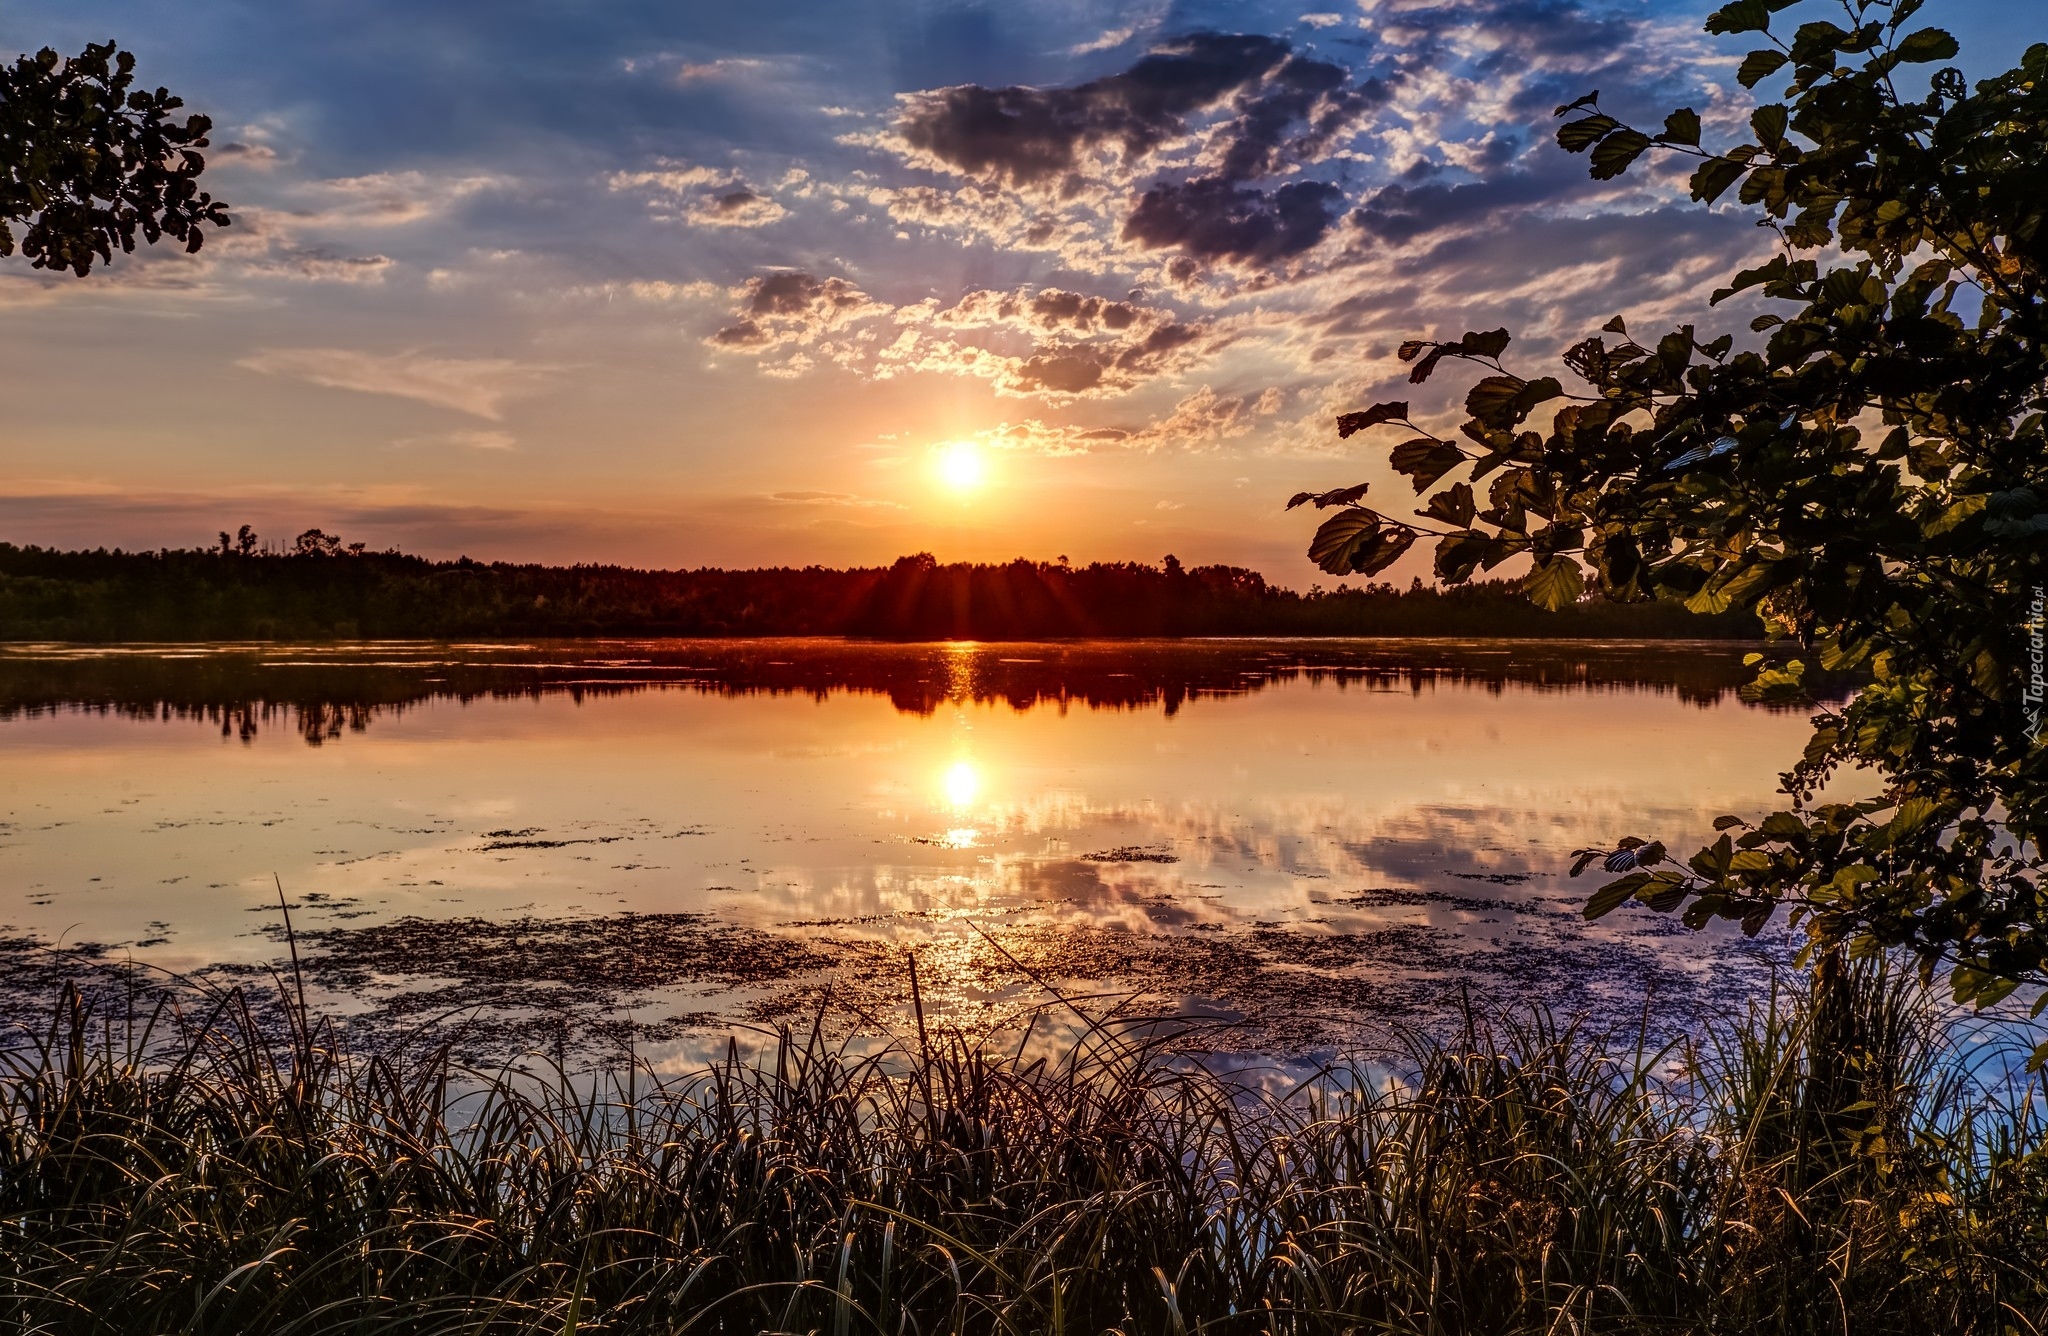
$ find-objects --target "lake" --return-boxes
[0,638,1822,1065]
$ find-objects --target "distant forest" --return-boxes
[0,532,1764,640]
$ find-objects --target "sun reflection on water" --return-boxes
[943,759,980,808]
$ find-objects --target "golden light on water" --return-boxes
[943,758,980,808]
[937,757,982,846]
[934,442,987,493]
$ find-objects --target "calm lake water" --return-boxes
[0,638,1825,1064]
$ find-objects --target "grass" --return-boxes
[0,960,2042,1334]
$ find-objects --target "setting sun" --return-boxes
[934,442,987,493]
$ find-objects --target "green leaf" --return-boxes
[1390,438,1466,490]
[1585,872,1650,919]
[1589,129,1652,180]
[1691,157,1749,204]
[1336,402,1409,437]
[1750,104,1788,147]
[1894,27,1958,63]
[1659,108,1702,145]
[1737,48,1789,87]
[1524,556,1585,611]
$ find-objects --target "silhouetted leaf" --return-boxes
[1421,482,1476,527]
[1457,328,1512,359]
[1589,129,1652,179]
[1433,530,1491,582]
[1556,115,1618,153]
[1336,402,1409,437]
[1309,522,1418,577]
[1465,375,1528,427]
[1895,27,1958,62]
[1390,438,1466,490]
[1310,483,1371,509]
[1705,0,1770,34]
[1691,157,1749,203]
[1344,526,1416,576]
[1285,491,1317,510]
[1737,48,1789,86]
[1660,108,1702,145]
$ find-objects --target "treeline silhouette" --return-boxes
[0,640,1810,745]
[0,536,1763,641]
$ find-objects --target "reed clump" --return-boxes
[0,965,2041,1335]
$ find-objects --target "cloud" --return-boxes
[1068,26,1142,56]
[394,428,518,451]
[237,348,555,420]
[768,490,902,508]
[250,246,396,282]
[1124,177,1345,263]
[708,271,890,349]
[965,383,1286,457]
[875,29,1386,275]
[282,171,503,227]
[687,187,788,227]
[610,159,791,229]
[707,272,1232,401]
[895,33,1293,187]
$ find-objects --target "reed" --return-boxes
[0,963,2040,1335]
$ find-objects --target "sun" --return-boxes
[934,441,987,493]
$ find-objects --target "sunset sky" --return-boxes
[1,0,2030,579]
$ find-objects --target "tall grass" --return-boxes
[1,963,2041,1334]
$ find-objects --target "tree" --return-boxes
[0,41,230,276]
[1297,0,2048,1041]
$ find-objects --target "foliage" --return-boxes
[0,41,230,275]
[0,540,1761,641]
[0,965,2040,1334]
[1300,0,2048,1028]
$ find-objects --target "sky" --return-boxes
[1,0,2035,580]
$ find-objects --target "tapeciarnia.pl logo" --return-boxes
[2028,586,2046,744]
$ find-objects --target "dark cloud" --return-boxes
[709,318,769,347]
[896,32,1295,186]
[892,30,1382,271]
[1348,167,1576,245]
[1009,320,1208,395]
[1124,177,1343,263]
[743,271,869,317]
[710,272,885,348]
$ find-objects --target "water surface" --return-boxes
[0,639,1817,1061]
